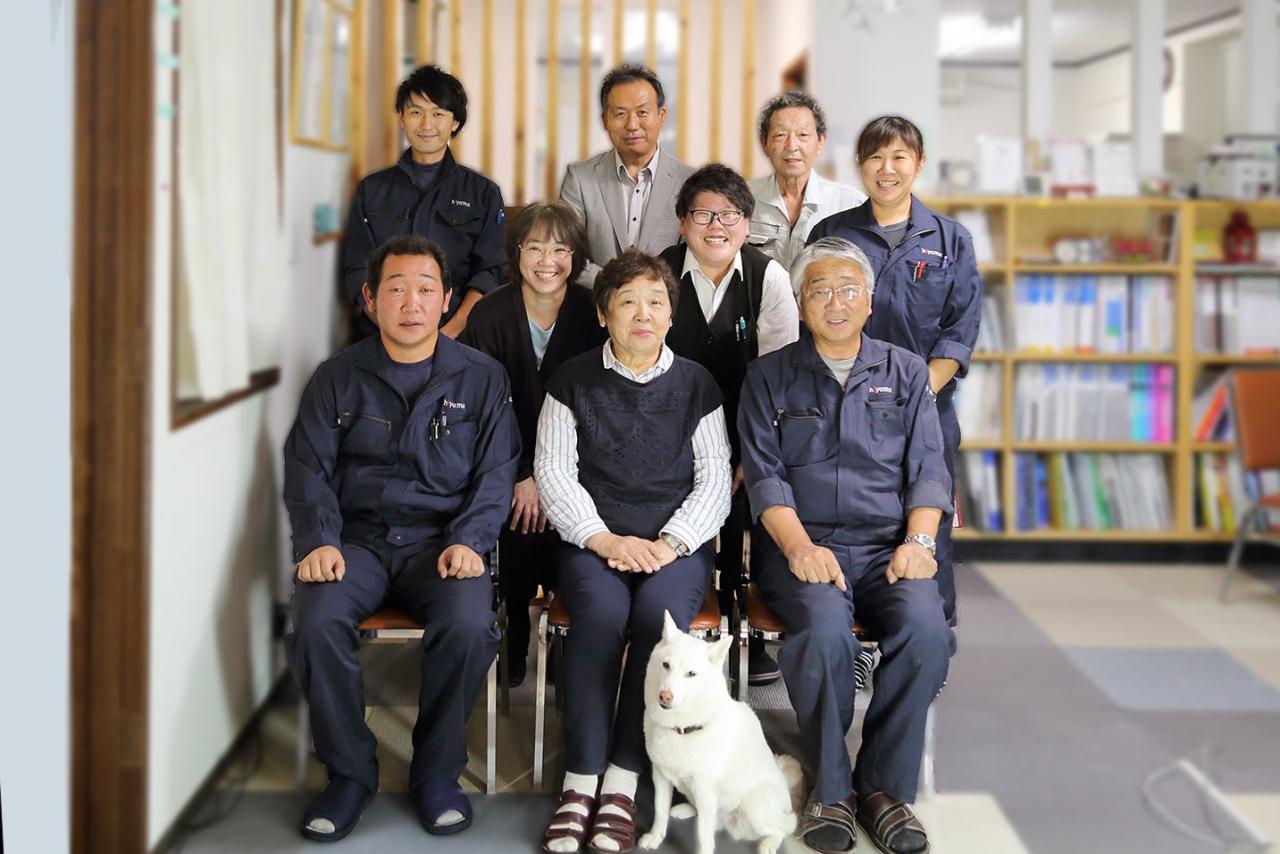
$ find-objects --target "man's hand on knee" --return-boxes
[886,542,937,584]
[784,543,847,591]
[439,544,485,579]
[297,546,345,583]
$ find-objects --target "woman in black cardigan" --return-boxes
[462,200,606,685]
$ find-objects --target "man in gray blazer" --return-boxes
[560,64,695,283]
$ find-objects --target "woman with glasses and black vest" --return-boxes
[658,163,799,687]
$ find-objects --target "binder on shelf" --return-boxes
[1015,452,1171,532]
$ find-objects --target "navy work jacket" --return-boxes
[738,330,953,552]
[283,334,520,563]
[343,147,507,321]
[807,196,982,388]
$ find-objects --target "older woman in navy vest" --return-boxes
[534,250,732,854]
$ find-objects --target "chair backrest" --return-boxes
[1231,369,1280,472]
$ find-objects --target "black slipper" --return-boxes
[414,776,473,836]
[300,776,376,842]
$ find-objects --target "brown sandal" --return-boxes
[855,791,929,854]
[542,790,597,853]
[587,792,638,854]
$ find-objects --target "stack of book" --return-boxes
[955,363,1002,440]
[1190,372,1233,441]
[974,286,1006,352]
[1014,452,1172,532]
[1014,364,1175,442]
[1012,275,1174,353]
[957,451,1002,532]
[1194,275,1280,354]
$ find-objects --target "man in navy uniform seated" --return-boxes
[737,237,954,854]
[283,234,518,842]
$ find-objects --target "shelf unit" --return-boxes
[927,196,1280,543]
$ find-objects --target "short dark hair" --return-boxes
[757,90,828,144]
[395,65,468,137]
[855,115,925,163]
[675,163,755,220]
[504,201,591,286]
[593,249,680,316]
[366,235,452,296]
[599,64,666,114]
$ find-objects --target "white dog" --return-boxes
[640,611,803,854]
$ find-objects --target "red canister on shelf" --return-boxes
[1222,210,1258,263]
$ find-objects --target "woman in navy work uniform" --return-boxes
[806,115,981,619]
[461,201,607,686]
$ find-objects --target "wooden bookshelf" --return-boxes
[943,197,1280,543]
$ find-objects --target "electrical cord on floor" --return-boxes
[1141,743,1272,853]
[164,725,265,853]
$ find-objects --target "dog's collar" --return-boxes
[670,723,705,735]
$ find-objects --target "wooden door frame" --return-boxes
[71,1,153,851]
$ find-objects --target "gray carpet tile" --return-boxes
[1064,647,1280,712]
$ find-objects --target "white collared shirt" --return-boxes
[679,248,799,357]
[533,340,732,551]
[615,146,660,249]
[746,170,866,271]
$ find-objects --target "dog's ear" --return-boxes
[661,610,680,642]
[707,635,733,667]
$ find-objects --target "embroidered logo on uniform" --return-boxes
[450,199,472,208]
[919,247,942,258]
[443,398,467,410]
[870,386,893,394]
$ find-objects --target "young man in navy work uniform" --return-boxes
[343,65,507,341]
[738,237,954,854]
[284,235,519,842]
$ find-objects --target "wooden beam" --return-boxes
[613,0,623,67]
[740,0,755,172]
[515,0,527,203]
[545,0,559,199]
[645,0,655,70]
[384,0,404,164]
[678,0,688,162]
[482,0,493,173]
[450,0,462,159]
[580,0,592,159]
[72,1,153,851]
[417,0,432,62]
[710,0,721,161]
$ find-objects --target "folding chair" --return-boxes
[531,585,723,789]
[294,551,506,794]
[1221,369,1280,602]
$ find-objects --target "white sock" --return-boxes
[434,809,464,826]
[546,772,599,853]
[591,764,639,852]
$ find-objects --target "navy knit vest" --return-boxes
[545,347,723,539]
[660,243,770,463]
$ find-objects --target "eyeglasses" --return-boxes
[803,285,867,304]
[519,244,572,261]
[688,209,745,227]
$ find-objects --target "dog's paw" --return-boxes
[671,803,697,820]
[757,837,783,854]
[638,832,665,849]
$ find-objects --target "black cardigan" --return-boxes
[461,282,607,481]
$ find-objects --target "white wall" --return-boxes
[0,3,72,853]
[146,4,350,845]
[812,0,941,191]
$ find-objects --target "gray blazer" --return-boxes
[559,148,696,283]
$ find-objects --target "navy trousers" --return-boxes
[499,525,559,662]
[285,538,500,794]
[756,537,954,805]
[557,541,713,774]
[936,389,960,620]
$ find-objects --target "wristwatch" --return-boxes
[903,533,937,554]
[660,532,690,557]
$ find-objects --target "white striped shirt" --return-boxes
[534,342,733,551]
